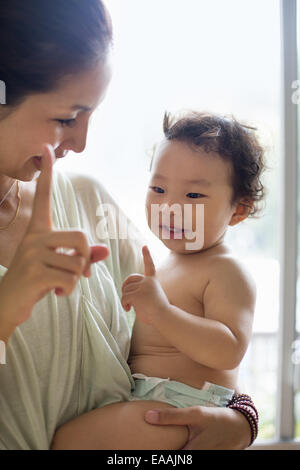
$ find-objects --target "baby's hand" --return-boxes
[121,246,170,324]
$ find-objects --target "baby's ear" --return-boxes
[228,198,253,226]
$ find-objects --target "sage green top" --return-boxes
[0,169,144,449]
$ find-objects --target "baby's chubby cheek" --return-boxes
[145,201,162,234]
[187,204,205,231]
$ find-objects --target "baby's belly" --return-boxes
[129,347,236,390]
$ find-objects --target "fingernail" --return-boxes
[91,245,109,262]
[84,266,92,277]
[55,288,64,296]
[145,410,159,423]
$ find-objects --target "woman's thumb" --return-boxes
[90,245,109,263]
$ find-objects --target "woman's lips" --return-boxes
[33,156,42,170]
[33,151,68,170]
[56,151,68,159]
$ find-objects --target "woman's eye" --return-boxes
[150,186,164,194]
[56,119,77,128]
[186,192,205,199]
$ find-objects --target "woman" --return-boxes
[0,0,255,450]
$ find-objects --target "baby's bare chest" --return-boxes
[156,260,209,318]
[129,257,211,366]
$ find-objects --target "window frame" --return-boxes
[276,0,298,442]
[252,0,299,448]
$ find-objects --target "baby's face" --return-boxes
[145,139,241,254]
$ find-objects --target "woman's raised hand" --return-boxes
[0,144,109,341]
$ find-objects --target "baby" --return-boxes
[51,111,265,450]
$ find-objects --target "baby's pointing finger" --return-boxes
[142,245,156,277]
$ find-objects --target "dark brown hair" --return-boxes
[0,0,112,111]
[161,111,266,218]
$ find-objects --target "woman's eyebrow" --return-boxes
[70,104,92,112]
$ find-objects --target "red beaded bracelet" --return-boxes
[226,394,259,447]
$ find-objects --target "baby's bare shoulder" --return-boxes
[205,253,257,303]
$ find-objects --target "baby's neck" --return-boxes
[170,237,230,260]
[202,237,228,253]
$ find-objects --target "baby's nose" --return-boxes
[161,202,182,212]
[160,202,183,225]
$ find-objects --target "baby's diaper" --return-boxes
[130,373,234,408]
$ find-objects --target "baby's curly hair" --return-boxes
[160,111,266,218]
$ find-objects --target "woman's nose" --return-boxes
[66,121,89,154]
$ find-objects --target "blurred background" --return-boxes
[56,0,300,445]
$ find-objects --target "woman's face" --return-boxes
[0,60,112,181]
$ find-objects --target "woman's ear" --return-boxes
[228,198,253,226]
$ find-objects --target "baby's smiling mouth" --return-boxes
[160,224,183,232]
[159,224,193,240]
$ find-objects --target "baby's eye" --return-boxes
[56,119,77,128]
[186,192,205,199]
[150,186,165,194]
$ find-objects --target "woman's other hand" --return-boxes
[0,144,108,342]
[144,405,251,450]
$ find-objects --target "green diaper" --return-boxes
[130,373,234,408]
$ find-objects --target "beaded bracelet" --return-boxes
[226,394,259,447]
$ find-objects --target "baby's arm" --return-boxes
[154,258,255,369]
[123,250,256,370]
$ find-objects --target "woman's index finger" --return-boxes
[142,245,156,276]
[27,144,55,232]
